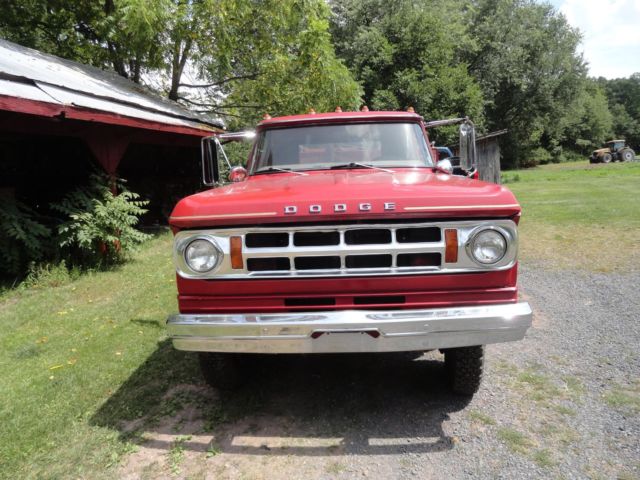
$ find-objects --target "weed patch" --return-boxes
[604,386,640,414]
[497,427,534,455]
[467,410,496,426]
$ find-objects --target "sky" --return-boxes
[548,0,640,78]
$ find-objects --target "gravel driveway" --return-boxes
[118,264,640,479]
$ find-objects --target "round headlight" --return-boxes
[470,229,507,264]
[184,239,221,272]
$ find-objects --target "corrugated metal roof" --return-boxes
[0,39,224,131]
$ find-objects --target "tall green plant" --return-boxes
[51,175,150,265]
[0,194,51,276]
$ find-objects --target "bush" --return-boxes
[0,194,51,277]
[523,147,553,168]
[51,174,151,266]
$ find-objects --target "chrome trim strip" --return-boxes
[167,302,532,353]
[404,204,520,211]
[173,220,518,279]
[170,212,278,221]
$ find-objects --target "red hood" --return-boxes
[169,169,521,228]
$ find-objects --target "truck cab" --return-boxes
[167,110,532,396]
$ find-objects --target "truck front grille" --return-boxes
[243,225,442,275]
[173,219,519,279]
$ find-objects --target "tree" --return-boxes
[560,80,613,155]
[180,0,363,125]
[0,0,166,83]
[0,0,362,124]
[330,0,484,145]
[598,73,640,150]
[468,0,587,167]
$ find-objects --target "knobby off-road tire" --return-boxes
[199,352,246,390]
[620,149,636,162]
[602,153,613,163]
[444,346,485,396]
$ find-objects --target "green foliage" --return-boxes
[560,80,613,154]
[0,194,51,277]
[598,73,640,150]
[523,147,553,168]
[214,0,363,126]
[0,0,362,124]
[330,0,483,144]
[468,0,586,168]
[51,175,151,265]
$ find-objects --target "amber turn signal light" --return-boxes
[444,229,458,263]
[230,236,243,269]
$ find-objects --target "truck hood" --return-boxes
[169,169,521,228]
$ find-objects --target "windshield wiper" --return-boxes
[254,167,308,176]
[329,162,395,173]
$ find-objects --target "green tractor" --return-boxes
[590,140,636,164]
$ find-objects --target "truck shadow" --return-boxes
[91,339,470,458]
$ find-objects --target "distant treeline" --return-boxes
[1,0,638,168]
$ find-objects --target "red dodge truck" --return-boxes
[167,110,532,396]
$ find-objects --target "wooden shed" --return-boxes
[0,39,224,222]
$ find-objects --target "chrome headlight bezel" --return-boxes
[175,235,223,275]
[465,226,511,266]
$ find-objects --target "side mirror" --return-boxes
[201,136,219,186]
[459,121,476,171]
[436,159,453,174]
[201,131,255,187]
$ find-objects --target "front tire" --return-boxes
[199,352,246,390]
[444,346,485,395]
[602,153,613,163]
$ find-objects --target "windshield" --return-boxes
[251,122,433,173]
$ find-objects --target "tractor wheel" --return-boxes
[602,153,613,163]
[620,149,636,162]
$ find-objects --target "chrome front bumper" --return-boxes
[167,302,532,354]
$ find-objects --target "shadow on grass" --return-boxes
[92,341,471,457]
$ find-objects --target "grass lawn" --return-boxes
[505,160,640,271]
[0,233,200,479]
[1,160,638,478]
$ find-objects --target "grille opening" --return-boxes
[396,227,441,243]
[245,233,289,248]
[353,295,406,305]
[345,229,391,245]
[397,253,441,267]
[294,231,340,247]
[295,256,341,270]
[284,297,336,307]
[346,254,392,269]
[247,257,290,271]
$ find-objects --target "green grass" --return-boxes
[467,409,496,425]
[497,427,533,455]
[505,161,640,271]
[532,448,556,468]
[603,384,640,414]
[0,232,201,479]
